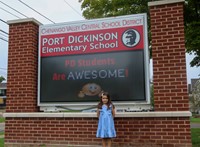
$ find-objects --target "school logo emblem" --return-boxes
[122,29,140,48]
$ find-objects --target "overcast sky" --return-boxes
[0,0,199,84]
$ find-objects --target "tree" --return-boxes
[0,76,5,83]
[81,0,151,34]
[184,0,200,67]
[190,79,200,113]
[81,0,149,19]
[80,0,200,67]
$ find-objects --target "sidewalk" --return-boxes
[191,123,200,128]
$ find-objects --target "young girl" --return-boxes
[96,92,116,147]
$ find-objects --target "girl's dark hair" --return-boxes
[97,92,115,109]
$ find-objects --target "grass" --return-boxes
[0,117,5,123]
[191,128,200,147]
[0,138,4,147]
[191,117,200,123]
[190,117,200,147]
[0,132,4,136]
[0,131,4,147]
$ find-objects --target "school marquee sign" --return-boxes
[38,13,150,106]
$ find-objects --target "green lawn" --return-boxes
[191,117,200,123]
[0,117,5,123]
[0,138,4,147]
[191,128,200,147]
[190,117,200,147]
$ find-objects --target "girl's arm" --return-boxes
[97,108,100,118]
[112,107,116,118]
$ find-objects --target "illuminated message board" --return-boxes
[38,14,150,106]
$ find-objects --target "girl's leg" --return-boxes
[107,138,112,147]
[102,138,106,147]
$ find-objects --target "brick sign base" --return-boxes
[4,0,192,147]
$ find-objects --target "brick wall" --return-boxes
[4,0,192,147]
[149,2,189,111]
[5,117,191,147]
[6,20,39,112]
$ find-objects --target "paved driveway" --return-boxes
[0,123,4,132]
[191,123,200,128]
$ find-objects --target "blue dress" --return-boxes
[96,104,116,138]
